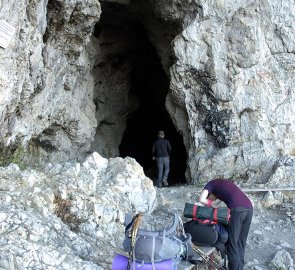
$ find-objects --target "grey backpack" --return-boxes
[123,212,189,264]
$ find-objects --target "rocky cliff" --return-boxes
[1,0,294,185]
[0,0,294,268]
[168,0,295,184]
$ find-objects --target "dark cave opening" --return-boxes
[117,35,186,185]
[119,102,187,186]
[97,3,187,185]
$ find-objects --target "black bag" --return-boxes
[184,220,228,245]
[184,220,218,246]
[215,222,228,245]
[184,220,228,260]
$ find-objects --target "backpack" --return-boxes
[123,213,188,264]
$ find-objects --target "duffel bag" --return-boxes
[183,203,231,225]
[183,220,218,246]
[183,220,228,259]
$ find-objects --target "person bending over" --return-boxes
[199,178,253,270]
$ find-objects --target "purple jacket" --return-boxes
[204,179,253,209]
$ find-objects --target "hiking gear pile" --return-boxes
[183,203,229,269]
[183,202,231,225]
[113,211,227,270]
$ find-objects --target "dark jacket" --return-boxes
[152,138,172,157]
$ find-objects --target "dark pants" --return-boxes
[156,157,170,186]
[227,208,253,270]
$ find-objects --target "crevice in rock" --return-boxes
[92,2,187,184]
[43,0,64,44]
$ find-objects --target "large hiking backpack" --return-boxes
[123,213,188,264]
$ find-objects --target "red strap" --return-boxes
[213,208,217,222]
[207,200,213,207]
[193,204,197,220]
[196,218,215,224]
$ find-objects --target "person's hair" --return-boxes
[158,130,165,137]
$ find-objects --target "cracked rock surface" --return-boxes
[0,156,293,269]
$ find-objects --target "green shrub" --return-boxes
[0,143,27,170]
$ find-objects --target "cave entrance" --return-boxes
[96,3,187,185]
[119,99,187,186]
[117,34,186,186]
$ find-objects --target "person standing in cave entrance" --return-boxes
[152,130,172,188]
[198,178,254,270]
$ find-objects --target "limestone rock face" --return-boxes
[0,0,295,185]
[0,0,101,163]
[168,0,295,184]
[0,153,156,269]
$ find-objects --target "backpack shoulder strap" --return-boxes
[127,213,143,270]
[164,213,180,235]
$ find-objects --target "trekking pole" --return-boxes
[191,243,220,270]
[127,213,143,270]
[191,243,226,270]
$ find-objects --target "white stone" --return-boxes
[270,249,294,269]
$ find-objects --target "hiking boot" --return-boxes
[155,183,162,188]
[162,180,168,186]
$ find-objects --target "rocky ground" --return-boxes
[245,202,295,270]
[0,158,294,269]
[139,185,295,270]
